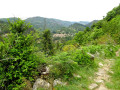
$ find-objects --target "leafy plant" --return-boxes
[48,52,79,80]
[0,19,40,90]
[62,45,76,52]
[72,49,94,66]
[42,29,54,55]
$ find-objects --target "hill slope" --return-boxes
[0,20,9,35]
[78,21,90,25]
[74,4,120,45]
[25,16,74,32]
[69,23,86,31]
[86,20,99,27]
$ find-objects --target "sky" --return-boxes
[0,0,120,21]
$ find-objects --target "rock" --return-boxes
[109,70,114,74]
[87,53,95,61]
[99,62,103,67]
[89,83,98,90]
[73,74,81,78]
[53,79,67,86]
[41,65,53,75]
[94,79,104,83]
[33,78,50,90]
[42,66,50,75]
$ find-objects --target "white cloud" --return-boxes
[0,0,120,21]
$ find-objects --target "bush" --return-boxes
[48,52,79,80]
[72,49,94,66]
[62,45,76,52]
[103,45,117,57]
[0,19,40,90]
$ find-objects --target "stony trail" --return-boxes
[89,49,120,90]
[89,59,113,90]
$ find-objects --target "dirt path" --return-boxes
[89,59,113,90]
[89,49,120,90]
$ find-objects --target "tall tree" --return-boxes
[42,29,54,55]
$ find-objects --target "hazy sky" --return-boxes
[0,0,120,21]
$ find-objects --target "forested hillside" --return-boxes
[25,17,74,32]
[0,4,120,90]
[86,20,98,27]
[74,5,120,45]
[0,17,91,33]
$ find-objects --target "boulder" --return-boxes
[33,78,50,90]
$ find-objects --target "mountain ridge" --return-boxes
[0,16,92,32]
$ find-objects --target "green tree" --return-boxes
[42,29,54,55]
[74,31,84,45]
[84,27,90,32]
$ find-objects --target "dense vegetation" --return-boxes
[0,4,120,90]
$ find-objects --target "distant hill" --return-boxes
[0,16,89,33]
[0,17,18,22]
[69,23,86,31]
[25,16,74,32]
[0,20,9,35]
[55,23,86,35]
[86,20,99,27]
[78,21,90,25]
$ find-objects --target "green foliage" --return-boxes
[105,4,120,21]
[83,45,118,58]
[84,27,90,32]
[83,45,102,54]
[8,19,32,33]
[72,50,94,66]
[74,31,84,45]
[106,16,120,44]
[103,45,117,57]
[49,52,79,80]
[42,29,54,55]
[73,4,120,45]
[90,28,104,40]
[105,10,116,21]
[62,45,76,52]
[0,19,39,90]
[69,23,86,31]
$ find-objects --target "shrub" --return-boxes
[48,52,79,81]
[103,45,117,57]
[72,49,94,66]
[0,19,40,90]
[62,45,76,52]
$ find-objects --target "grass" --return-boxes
[37,45,117,90]
[37,57,100,90]
[54,58,100,90]
[106,57,120,89]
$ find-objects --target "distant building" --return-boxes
[53,34,67,38]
